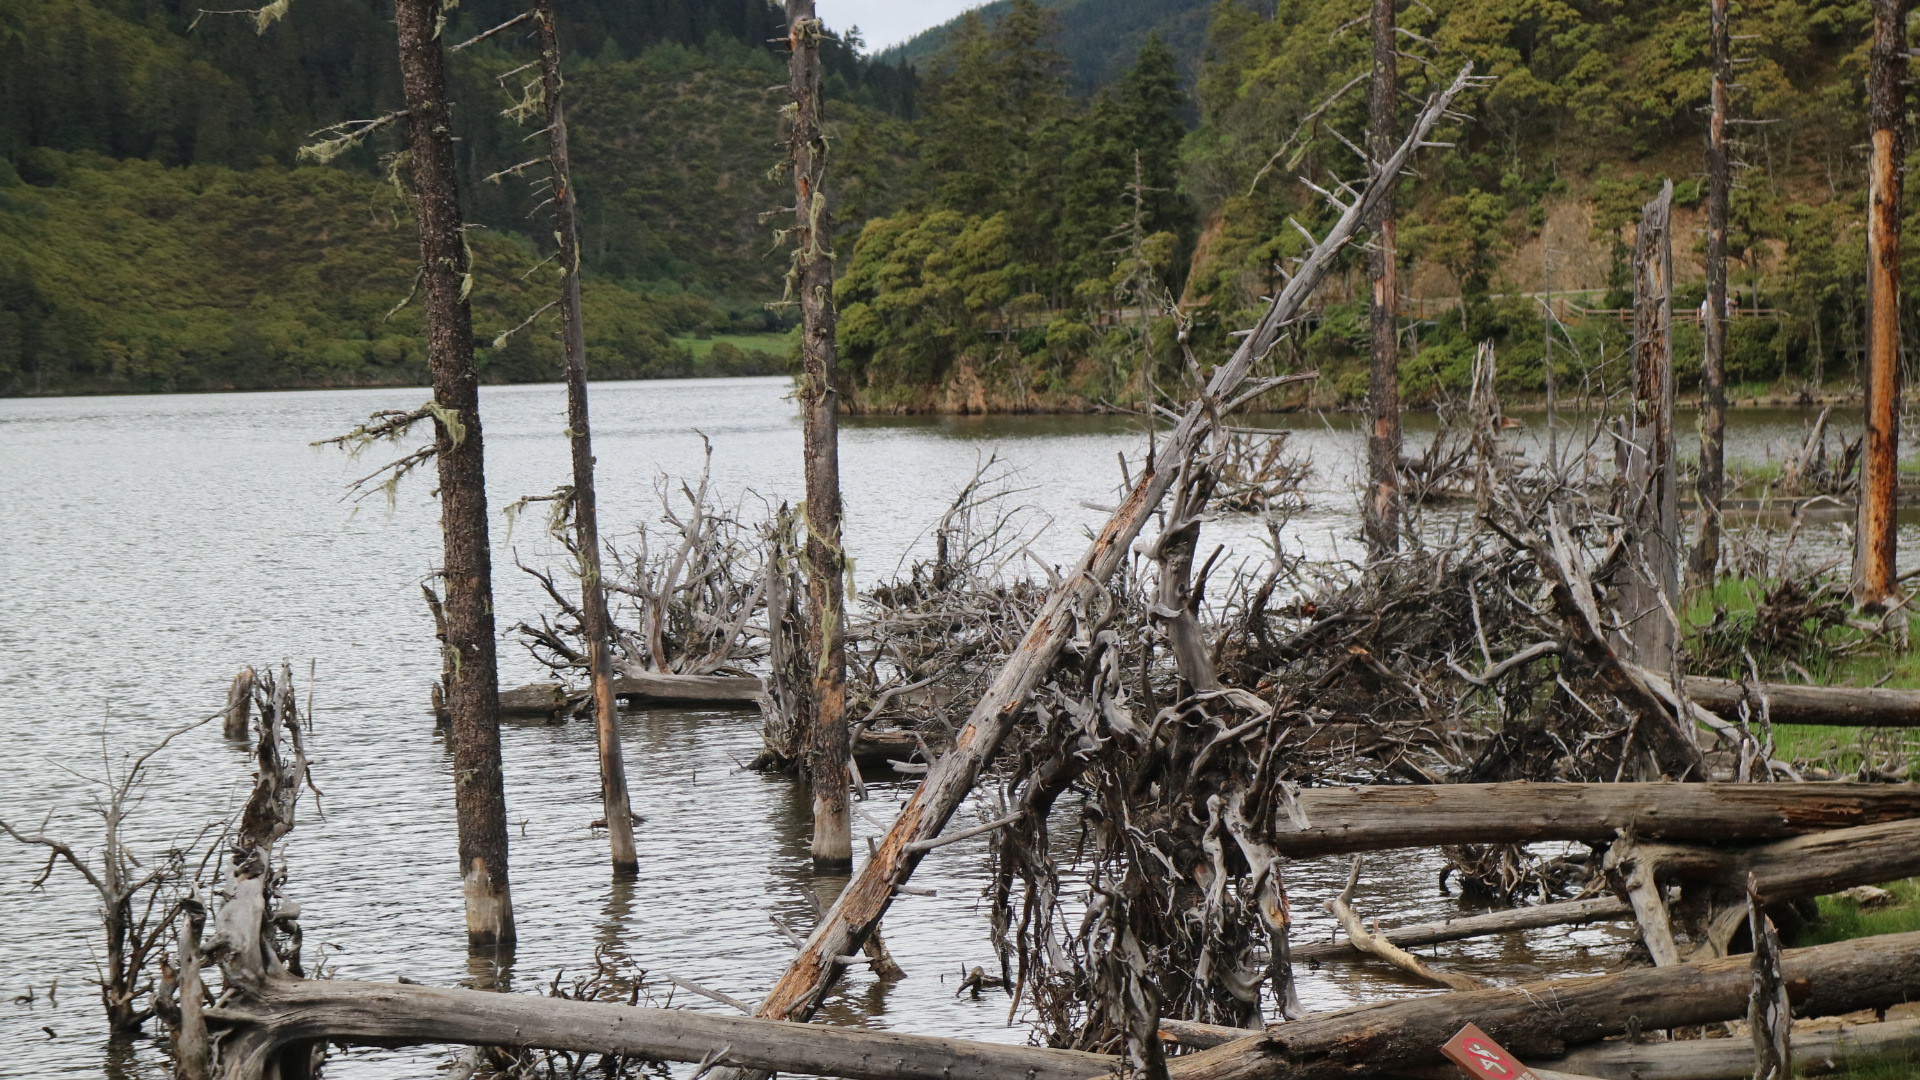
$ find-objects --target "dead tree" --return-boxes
[394,0,515,948]
[780,0,852,873]
[1362,0,1402,557]
[702,67,1483,1053]
[1855,0,1905,607]
[1747,875,1792,1080]
[1620,181,1680,675]
[1691,0,1732,583]
[0,715,216,1033]
[529,0,638,878]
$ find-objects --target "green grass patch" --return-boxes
[1794,878,1920,948]
[673,330,795,359]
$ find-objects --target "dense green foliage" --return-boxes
[0,0,909,395]
[839,3,1198,411]
[849,0,1919,412]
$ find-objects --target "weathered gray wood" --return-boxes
[1324,856,1485,991]
[1551,1019,1920,1080]
[1162,930,1920,1080]
[1261,782,1920,858]
[1620,181,1680,673]
[205,976,1120,1080]
[1292,896,1631,961]
[1685,676,1920,727]
[223,668,255,740]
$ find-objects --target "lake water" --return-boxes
[0,377,1893,1075]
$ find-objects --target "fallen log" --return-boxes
[205,975,1120,1080]
[1299,817,1920,962]
[1264,782,1920,858]
[1162,929,1920,1080]
[498,674,766,716]
[1291,895,1631,961]
[1550,1018,1920,1080]
[1685,675,1920,728]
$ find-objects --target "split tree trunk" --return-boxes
[536,0,637,879]
[784,0,852,874]
[1162,930,1920,1080]
[1692,0,1731,584]
[394,0,514,948]
[708,69,1480,1050]
[1621,181,1680,673]
[1855,0,1905,606]
[1362,0,1402,558]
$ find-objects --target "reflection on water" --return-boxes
[0,379,1907,1076]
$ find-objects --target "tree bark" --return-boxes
[1258,781,1920,857]
[1622,181,1680,672]
[1362,0,1402,558]
[1856,0,1905,606]
[223,667,255,740]
[1161,930,1920,1080]
[785,0,852,874]
[1300,816,1920,961]
[204,976,1117,1080]
[1691,0,1731,584]
[394,0,515,948]
[1551,1018,1920,1080]
[710,69,1480,1050]
[1684,675,1920,727]
[534,0,637,879]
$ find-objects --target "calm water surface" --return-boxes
[0,378,1891,1074]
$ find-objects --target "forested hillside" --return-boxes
[0,0,913,393]
[880,0,1217,92]
[833,0,1912,413]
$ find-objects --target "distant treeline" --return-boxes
[0,0,908,394]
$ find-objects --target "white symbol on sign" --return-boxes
[1465,1040,1514,1077]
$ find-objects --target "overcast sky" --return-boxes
[825,1,986,51]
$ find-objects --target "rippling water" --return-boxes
[0,379,1888,1074]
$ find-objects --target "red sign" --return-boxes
[1440,1024,1542,1080]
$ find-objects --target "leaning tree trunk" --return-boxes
[784,0,852,874]
[1362,0,1402,558]
[1856,0,1905,607]
[698,71,1476,1055]
[535,0,638,879]
[1621,182,1680,677]
[1692,0,1731,584]
[394,0,515,947]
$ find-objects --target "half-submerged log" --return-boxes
[497,674,765,716]
[1684,676,1920,727]
[1162,930,1920,1080]
[1551,1019,1920,1080]
[205,976,1118,1080]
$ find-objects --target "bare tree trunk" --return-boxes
[535,0,637,879]
[1363,0,1402,558]
[223,668,255,740]
[1856,0,1905,607]
[1691,0,1732,585]
[173,893,210,1080]
[783,0,852,874]
[1622,182,1680,674]
[394,0,515,948]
